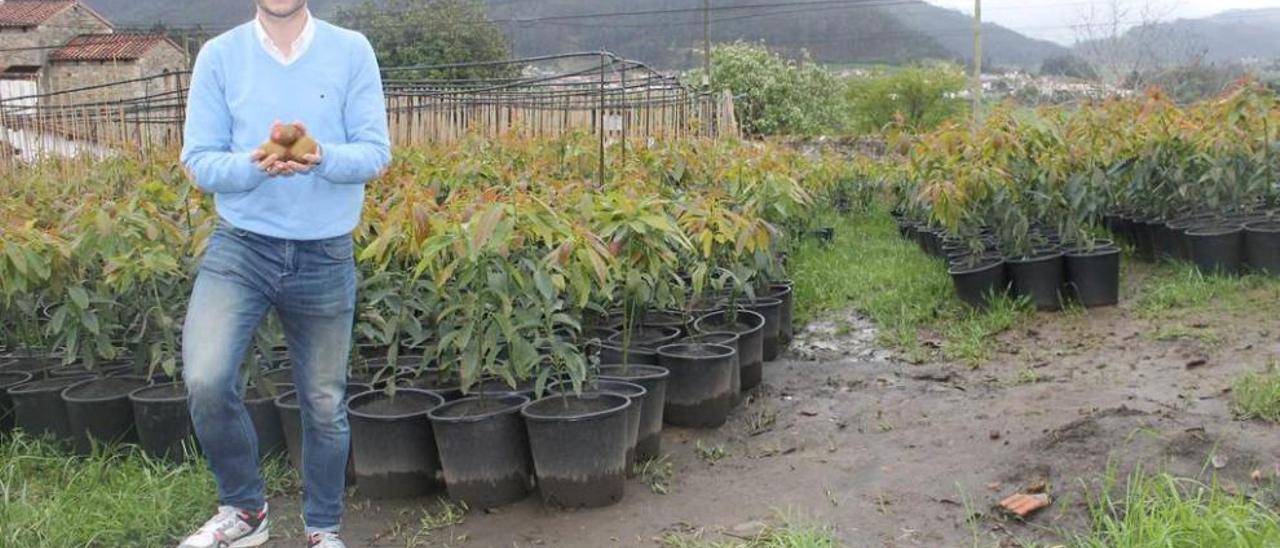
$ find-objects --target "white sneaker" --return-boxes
[178,503,269,548]
[307,532,346,548]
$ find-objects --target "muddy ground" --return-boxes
[267,266,1280,547]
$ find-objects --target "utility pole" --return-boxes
[971,0,983,132]
[703,0,711,87]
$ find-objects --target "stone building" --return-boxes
[0,0,112,68]
[0,0,187,106]
[46,33,188,105]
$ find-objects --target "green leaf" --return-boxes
[68,286,89,310]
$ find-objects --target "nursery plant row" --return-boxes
[0,133,846,509]
[883,81,1280,308]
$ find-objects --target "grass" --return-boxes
[636,455,675,495]
[402,499,469,547]
[660,520,839,547]
[1133,261,1280,318]
[789,209,1030,364]
[1230,365,1280,423]
[1070,469,1280,547]
[0,433,297,547]
[695,440,728,465]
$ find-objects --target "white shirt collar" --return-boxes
[254,9,315,66]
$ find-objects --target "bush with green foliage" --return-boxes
[335,0,515,80]
[844,63,967,133]
[698,42,844,136]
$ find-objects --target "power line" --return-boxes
[35,0,1097,34]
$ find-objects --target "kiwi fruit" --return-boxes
[258,140,289,160]
[257,123,316,162]
[289,134,318,160]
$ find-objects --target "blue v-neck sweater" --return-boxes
[180,20,391,240]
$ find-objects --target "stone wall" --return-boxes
[45,42,188,105]
[0,5,111,71]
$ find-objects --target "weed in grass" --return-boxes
[659,520,839,548]
[0,432,296,548]
[1003,368,1047,387]
[1231,365,1280,423]
[1134,262,1280,318]
[404,499,469,547]
[696,440,728,464]
[1149,323,1224,347]
[746,405,778,436]
[789,211,1030,365]
[635,455,675,495]
[1071,467,1280,547]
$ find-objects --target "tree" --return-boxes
[844,63,967,133]
[695,42,844,136]
[1040,54,1098,80]
[334,0,515,80]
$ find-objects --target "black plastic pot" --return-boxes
[1132,218,1158,261]
[768,281,795,348]
[948,257,1007,309]
[62,376,151,454]
[348,388,446,499]
[552,379,646,474]
[349,367,400,388]
[1006,250,1066,311]
[579,328,620,359]
[1065,245,1121,308]
[813,227,835,242]
[1187,224,1244,276]
[396,368,465,401]
[1150,221,1178,261]
[1244,221,1280,274]
[0,371,34,431]
[742,297,783,362]
[1112,215,1135,245]
[0,355,63,379]
[595,342,659,366]
[428,395,533,509]
[129,382,192,464]
[692,309,765,391]
[1165,217,1199,261]
[260,366,294,387]
[469,377,537,399]
[655,343,736,428]
[639,311,688,337]
[522,392,631,508]
[607,325,682,350]
[245,385,288,460]
[48,361,132,379]
[8,375,92,440]
[597,364,669,462]
[685,331,741,406]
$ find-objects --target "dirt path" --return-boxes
[267,277,1280,547]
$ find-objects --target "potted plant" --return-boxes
[347,386,446,499]
[1059,170,1121,308]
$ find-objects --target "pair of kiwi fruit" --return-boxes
[258,123,318,162]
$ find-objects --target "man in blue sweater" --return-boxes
[177,1,390,547]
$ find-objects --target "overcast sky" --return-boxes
[926,0,1280,44]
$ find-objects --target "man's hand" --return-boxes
[249,149,282,175]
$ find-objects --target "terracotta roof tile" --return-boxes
[0,0,74,28]
[49,33,176,62]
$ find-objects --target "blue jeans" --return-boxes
[183,221,356,534]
